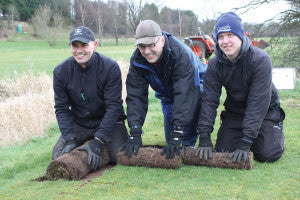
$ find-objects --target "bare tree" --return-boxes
[94,0,107,46]
[7,4,19,29]
[235,0,299,70]
[125,0,144,36]
[141,3,160,22]
[74,0,88,26]
[31,5,68,47]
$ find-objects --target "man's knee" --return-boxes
[254,149,284,162]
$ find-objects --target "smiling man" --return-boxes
[52,26,128,171]
[195,12,285,163]
[120,20,207,159]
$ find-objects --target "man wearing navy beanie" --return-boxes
[195,12,285,163]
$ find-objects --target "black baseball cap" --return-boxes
[69,26,95,44]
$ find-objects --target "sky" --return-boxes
[128,0,290,23]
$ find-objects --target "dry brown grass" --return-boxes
[0,72,55,146]
[118,60,129,103]
[0,61,129,146]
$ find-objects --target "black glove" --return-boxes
[229,137,253,163]
[58,138,77,158]
[120,128,142,158]
[78,138,103,171]
[161,129,183,159]
[195,132,213,160]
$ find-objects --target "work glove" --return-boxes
[120,127,142,158]
[161,128,183,159]
[58,138,77,158]
[78,138,103,171]
[195,132,213,160]
[229,137,253,163]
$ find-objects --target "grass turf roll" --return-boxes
[183,147,253,170]
[116,146,182,169]
[46,143,110,180]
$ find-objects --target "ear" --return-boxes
[161,35,165,46]
[93,41,98,50]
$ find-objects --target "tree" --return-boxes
[0,0,44,21]
[31,4,68,47]
[43,0,71,23]
[141,3,160,22]
[235,0,299,70]
[73,0,88,26]
[124,0,144,36]
[7,4,19,28]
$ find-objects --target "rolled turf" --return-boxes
[45,143,111,180]
[116,146,182,169]
[183,147,253,170]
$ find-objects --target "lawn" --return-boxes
[0,38,299,200]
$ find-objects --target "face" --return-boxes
[137,36,165,63]
[71,41,98,68]
[217,32,242,62]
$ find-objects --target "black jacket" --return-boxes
[53,52,124,142]
[126,32,207,129]
[198,37,281,139]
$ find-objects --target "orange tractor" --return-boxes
[184,28,269,62]
[184,27,215,61]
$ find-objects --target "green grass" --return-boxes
[0,39,135,78]
[0,39,299,199]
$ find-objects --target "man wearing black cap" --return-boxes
[52,26,128,171]
[120,20,207,159]
[195,12,285,163]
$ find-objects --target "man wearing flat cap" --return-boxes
[195,12,285,163]
[120,20,207,159]
[52,26,128,171]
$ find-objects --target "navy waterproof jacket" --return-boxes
[53,52,124,142]
[126,32,207,129]
[198,36,281,139]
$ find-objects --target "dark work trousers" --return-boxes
[215,108,285,162]
[52,121,129,164]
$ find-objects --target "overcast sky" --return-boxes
[117,0,290,23]
[160,0,290,23]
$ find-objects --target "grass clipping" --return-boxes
[0,72,55,146]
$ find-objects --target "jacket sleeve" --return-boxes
[171,51,205,127]
[94,62,124,142]
[53,67,75,142]
[126,62,149,129]
[242,52,272,139]
[197,58,222,134]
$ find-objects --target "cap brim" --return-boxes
[69,37,91,44]
[135,36,156,46]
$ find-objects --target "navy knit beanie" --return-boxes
[215,12,245,41]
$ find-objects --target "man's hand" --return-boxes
[161,129,183,159]
[195,132,213,160]
[120,128,142,158]
[229,137,253,163]
[78,138,103,171]
[58,138,77,158]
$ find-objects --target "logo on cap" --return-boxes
[217,25,231,33]
[74,28,83,36]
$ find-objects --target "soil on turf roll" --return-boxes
[46,143,110,180]
[183,147,253,170]
[116,146,182,169]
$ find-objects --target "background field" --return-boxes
[0,37,299,200]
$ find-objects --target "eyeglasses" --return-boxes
[137,36,162,51]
